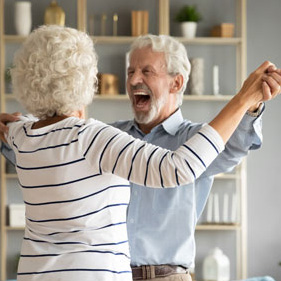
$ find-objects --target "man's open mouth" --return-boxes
[134,92,151,109]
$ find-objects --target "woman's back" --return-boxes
[9,117,132,281]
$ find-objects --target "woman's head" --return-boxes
[11,25,98,119]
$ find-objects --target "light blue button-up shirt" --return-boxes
[112,108,263,268]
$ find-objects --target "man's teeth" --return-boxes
[134,92,149,96]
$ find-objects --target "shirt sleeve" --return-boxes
[3,114,38,166]
[79,119,224,188]
[0,141,16,166]
[202,108,263,177]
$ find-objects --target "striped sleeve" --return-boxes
[79,120,224,188]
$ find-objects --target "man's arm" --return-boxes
[203,109,263,177]
[0,113,21,166]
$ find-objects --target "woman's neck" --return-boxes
[31,115,71,129]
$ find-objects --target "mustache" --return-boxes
[130,84,152,94]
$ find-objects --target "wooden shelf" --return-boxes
[4,35,242,46]
[6,224,241,231]
[196,224,241,231]
[5,93,234,102]
[88,94,233,102]
[4,35,26,43]
[5,224,241,232]
[5,226,24,231]
[177,37,242,45]
[4,93,16,100]
[5,173,18,179]
[214,173,239,180]
[4,171,238,181]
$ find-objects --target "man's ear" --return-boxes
[170,74,184,94]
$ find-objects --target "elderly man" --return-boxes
[111,34,281,281]
[1,34,281,281]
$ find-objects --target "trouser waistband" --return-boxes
[131,264,189,280]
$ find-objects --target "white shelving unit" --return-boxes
[0,0,247,280]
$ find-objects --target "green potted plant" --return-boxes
[5,66,12,94]
[175,5,202,38]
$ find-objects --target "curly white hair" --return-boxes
[11,25,98,119]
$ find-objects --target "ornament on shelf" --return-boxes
[14,1,32,36]
[131,10,149,37]
[101,13,107,36]
[213,192,220,223]
[188,57,204,95]
[205,192,237,225]
[44,0,65,26]
[203,247,230,281]
[88,14,94,36]
[98,73,119,96]
[213,65,220,95]
[113,13,118,36]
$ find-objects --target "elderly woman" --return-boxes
[5,25,277,281]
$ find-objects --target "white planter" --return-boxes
[14,1,32,36]
[180,21,197,38]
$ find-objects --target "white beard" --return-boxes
[133,92,168,125]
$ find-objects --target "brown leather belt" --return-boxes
[131,264,188,280]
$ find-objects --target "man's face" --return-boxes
[127,46,178,126]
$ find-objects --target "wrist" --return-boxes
[246,102,264,117]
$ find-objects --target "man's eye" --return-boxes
[143,70,151,74]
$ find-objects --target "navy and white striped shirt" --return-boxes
[6,116,224,281]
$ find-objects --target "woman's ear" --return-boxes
[170,74,184,94]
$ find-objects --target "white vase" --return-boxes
[14,1,32,36]
[189,57,204,95]
[180,21,197,38]
[203,247,230,281]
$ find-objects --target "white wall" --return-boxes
[247,0,281,279]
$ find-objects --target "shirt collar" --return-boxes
[128,108,184,136]
[161,108,184,136]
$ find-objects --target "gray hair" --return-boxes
[128,34,191,106]
[11,25,98,119]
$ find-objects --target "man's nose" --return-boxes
[129,71,143,85]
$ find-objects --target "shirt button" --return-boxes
[130,218,134,223]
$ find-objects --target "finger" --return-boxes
[0,113,20,123]
[262,81,272,101]
[255,61,274,74]
[266,64,277,73]
[0,133,7,143]
[11,112,22,117]
[268,68,281,77]
[0,120,9,135]
[262,75,281,97]
[266,72,281,91]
